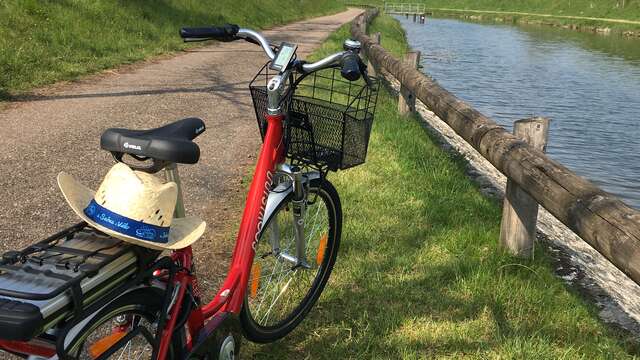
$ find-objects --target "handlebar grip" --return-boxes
[180,24,239,41]
[340,52,361,81]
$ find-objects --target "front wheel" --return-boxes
[240,178,342,343]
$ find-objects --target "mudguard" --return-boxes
[259,171,320,238]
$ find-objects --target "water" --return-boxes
[397,16,640,209]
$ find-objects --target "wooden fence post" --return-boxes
[360,17,367,34]
[398,51,421,115]
[367,32,381,77]
[499,117,551,257]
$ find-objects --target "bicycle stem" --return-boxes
[266,70,291,115]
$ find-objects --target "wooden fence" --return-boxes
[352,9,640,286]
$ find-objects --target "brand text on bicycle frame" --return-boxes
[253,170,274,251]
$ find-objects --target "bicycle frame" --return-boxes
[157,110,287,359]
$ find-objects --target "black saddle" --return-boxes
[101,118,206,167]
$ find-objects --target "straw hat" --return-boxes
[57,162,205,250]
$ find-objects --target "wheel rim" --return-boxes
[246,186,333,328]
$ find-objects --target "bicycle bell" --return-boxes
[343,39,361,53]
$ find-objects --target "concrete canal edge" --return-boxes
[354,9,640,335]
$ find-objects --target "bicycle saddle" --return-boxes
[100,117,206,165]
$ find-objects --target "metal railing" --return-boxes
[384,2,427,14]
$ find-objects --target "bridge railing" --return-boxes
[351,9,640,287]
[383,2,426,14]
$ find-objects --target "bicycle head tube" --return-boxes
[266,70,290,115]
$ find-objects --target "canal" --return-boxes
[397,16,640,209]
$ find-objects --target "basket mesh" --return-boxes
[250,62,379,171]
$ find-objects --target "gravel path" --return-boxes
[0,8,362,301]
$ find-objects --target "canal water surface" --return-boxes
[397,16,640,209]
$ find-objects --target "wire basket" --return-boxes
[250,62,379,171]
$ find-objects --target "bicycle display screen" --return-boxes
[270,42,298,72]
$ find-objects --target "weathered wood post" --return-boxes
[499,117,551,257]
[367,32,381,77]
[361,16,367,34]
[398,51,421,115]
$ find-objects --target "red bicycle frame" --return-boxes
[156,111,286,359]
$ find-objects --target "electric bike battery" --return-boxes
[0,223,156,341]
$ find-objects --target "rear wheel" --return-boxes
[240,178,342,343]
[68,288,178,360]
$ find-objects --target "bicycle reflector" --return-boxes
[316,233,328,266]
[89,331,127,359]
[250,263,262,299]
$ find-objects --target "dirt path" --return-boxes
[0,8,362,299]
[430,7,640,25]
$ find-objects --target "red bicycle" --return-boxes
[0,24,377,359]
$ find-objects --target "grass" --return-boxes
[0,0,345,100]
[243,16,640,359]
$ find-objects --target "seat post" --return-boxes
[164,163,186,218]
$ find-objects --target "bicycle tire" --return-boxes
[66,288,179,360]
[240,177,342,343]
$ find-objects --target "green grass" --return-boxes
[0,0,345,100]
[243,17,640,359]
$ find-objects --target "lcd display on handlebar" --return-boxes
[270,42,297,72]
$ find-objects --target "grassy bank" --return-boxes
[354,0,640,33]
[244,16,640,358]
[0,0,345,100]
[420,0,640,22]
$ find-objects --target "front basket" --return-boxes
[250,63,379,171]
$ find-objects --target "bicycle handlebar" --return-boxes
[179,24,369,82]
[180,24,240,42]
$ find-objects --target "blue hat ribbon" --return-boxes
[83,199,170,243]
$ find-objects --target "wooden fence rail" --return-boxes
[352,9,640,286]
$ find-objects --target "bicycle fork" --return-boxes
[270,166,310,269]
[266,72,310,269]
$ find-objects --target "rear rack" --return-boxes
[0,222,131,301]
